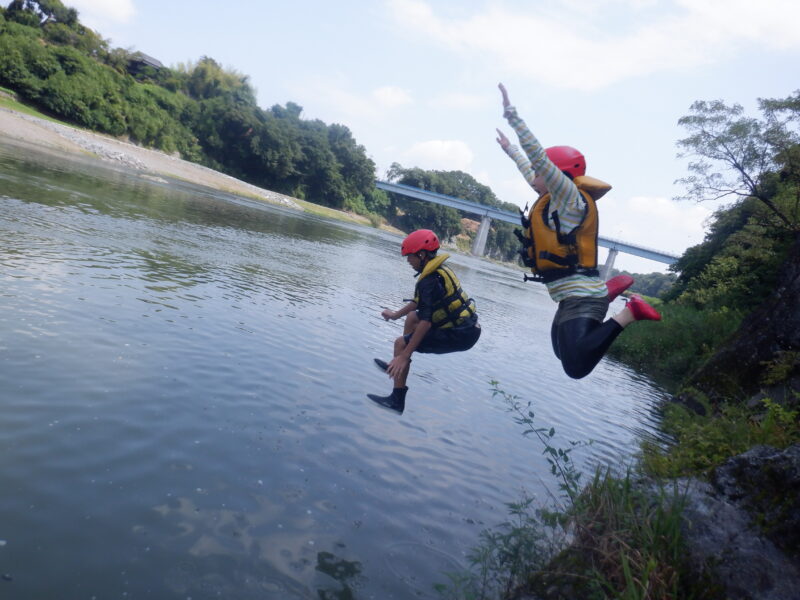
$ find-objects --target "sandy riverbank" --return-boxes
[0,105,299,210]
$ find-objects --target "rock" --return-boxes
[680,476,800,599]
[671,391,708,415]
[711,444,800,562]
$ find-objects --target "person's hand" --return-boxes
[381,309,397,321]
[498,82,510,110]
[496,128,510,151]
[386,354,409,378]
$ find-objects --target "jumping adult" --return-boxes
[496,83,660,379]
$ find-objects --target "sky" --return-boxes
[67,0,800,272]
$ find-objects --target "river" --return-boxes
[0,140,668,599]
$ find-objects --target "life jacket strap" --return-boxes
[538,251,578,267]
[514,228,532,248]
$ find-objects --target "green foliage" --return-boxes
[760,351,800,386]
[543,472,698,600]
[675,94,800,232]
[384,164,521,257]
[613,269,677,298]
[0,13,378,211]
[607,303,744,390]
[641,396,800,478]
[663,197,794,311]
[630,91,800,392]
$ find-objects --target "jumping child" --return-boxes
[368,229,481,413]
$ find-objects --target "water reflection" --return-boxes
[316,550,364,600]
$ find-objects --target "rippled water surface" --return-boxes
[0,140,669,599]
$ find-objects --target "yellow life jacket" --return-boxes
[413,254,477,329]
[519,175,611,283]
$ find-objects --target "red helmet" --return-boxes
[545,146,586,178]
[401,229,440,255]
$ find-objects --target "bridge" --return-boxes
[376,180,679,277]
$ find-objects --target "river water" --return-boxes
[0,140,668,599]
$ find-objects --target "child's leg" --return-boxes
[556,317,623,379]
[403,311,420,335]
[392,335,412,387]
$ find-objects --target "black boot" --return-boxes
[373,357,410,372]
[367,386,407,414]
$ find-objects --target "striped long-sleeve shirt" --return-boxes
[503,105,607,303]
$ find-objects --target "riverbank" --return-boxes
[0,99,402,233]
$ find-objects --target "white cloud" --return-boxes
[386,0,800,90]
[290,77,415,124]
[372,86,413,108]
[602,195,712,255]
[402,140,474,171]
[429,92,488,110]
[70,0,135,25]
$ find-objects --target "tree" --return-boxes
[674,92,800,400]
[676,92,800,231]
[6,0,77,26]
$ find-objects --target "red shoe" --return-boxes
[626,295,661,321]
[606,274,634,301]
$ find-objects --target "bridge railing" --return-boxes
[375,179,679,265]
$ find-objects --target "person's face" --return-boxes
[406,252,423,272]
[533,174,548,196]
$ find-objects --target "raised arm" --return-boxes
[498,83,584,227]
[497,128,537,191]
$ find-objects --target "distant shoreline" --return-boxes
[0,104,402,231]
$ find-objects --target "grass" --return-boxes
[528,470,705,600]
[291,197,405,233]
[0,87,69,124]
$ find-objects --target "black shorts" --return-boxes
[404,321,481,355]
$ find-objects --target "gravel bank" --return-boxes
[0,106,301,209]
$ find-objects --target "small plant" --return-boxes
[435,382,587,599]
[760,351,800,386]
[562,471,693,600]
[490,380,589,506]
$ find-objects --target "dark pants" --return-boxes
[550,297,622,379]
[404,321,481,354]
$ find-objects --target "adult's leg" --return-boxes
[556,317,623,379]
[551,315,561,360]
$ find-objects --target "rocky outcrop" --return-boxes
[680,444,800,599]
[711,444,800,562]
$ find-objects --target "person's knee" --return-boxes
[393,336,407,354]
[559,351,592,379]
[562,362,591,379]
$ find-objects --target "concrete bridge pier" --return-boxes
[600,248,619,280]
[471,215,492,256]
